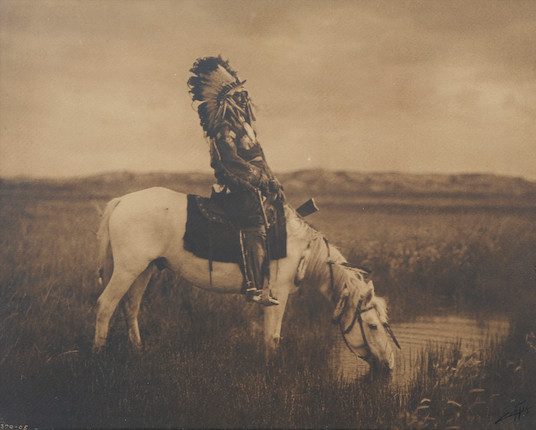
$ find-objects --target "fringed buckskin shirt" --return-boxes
[210,125,276,195]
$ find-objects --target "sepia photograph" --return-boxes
[1,0,535,428]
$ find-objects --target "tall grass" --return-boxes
[309,204,536,320]
[1,187,535,428]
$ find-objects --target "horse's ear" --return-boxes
[332,287,349,324]
[362,287,374,307]
[340,262,372,278]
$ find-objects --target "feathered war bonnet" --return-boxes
[188,56,253,138]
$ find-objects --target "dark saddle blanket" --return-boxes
[183,194,287,263]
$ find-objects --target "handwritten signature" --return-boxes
[495,400,532,424]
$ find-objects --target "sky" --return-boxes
[1,0,535,179]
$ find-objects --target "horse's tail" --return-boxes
[97,197,122,287]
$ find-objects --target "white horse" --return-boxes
[94,187,400,371]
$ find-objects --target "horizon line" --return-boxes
[2,168,535,183]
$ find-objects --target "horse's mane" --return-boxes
[284,205,372,305]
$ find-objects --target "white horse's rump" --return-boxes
[94,187,397,371]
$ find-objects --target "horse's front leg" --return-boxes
[263,284,290,359]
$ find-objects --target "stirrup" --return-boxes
[246,286,262,296]
[245,287,262,303]
[250,294,279,306]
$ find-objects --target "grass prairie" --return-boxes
[1,177,535,429]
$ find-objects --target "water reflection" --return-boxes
[334,314,510,386]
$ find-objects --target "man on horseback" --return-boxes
[188,56,284,306]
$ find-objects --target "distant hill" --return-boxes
[280,170,536,198]
[3,169,536,197]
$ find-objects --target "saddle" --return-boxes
[183,194,287,264]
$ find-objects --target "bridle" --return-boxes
[323,237,372,360]
[323,237,400,361]
[341,299,376,360]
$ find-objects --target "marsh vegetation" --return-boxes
[1,173,535,428]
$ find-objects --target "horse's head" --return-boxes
[290,227,400,373]
[332,276,399,373]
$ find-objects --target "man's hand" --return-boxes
[269,178,285,200]
[256,175,271,191]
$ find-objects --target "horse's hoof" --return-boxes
[130,344,144,354]
[92,345,105,354]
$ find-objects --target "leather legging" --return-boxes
[218,190,269,291]
[241,225,269,290]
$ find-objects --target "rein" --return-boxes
[323,237,372,361]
